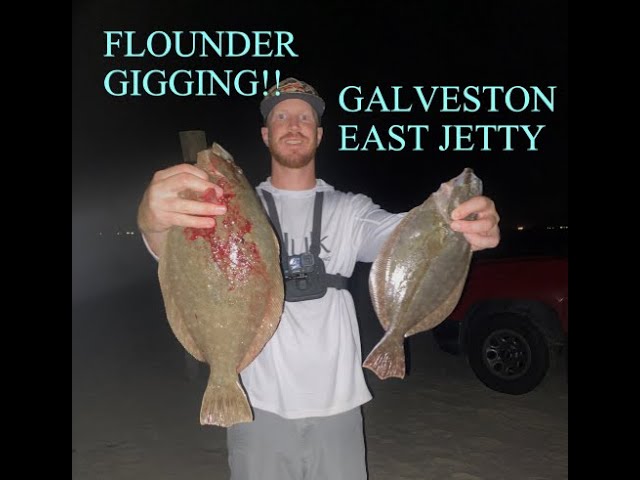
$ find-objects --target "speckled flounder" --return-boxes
[364,168,482,379]
[158,143,284,427]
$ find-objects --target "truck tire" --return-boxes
[467,312,549,395]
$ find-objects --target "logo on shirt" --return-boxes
[283,232,331,262]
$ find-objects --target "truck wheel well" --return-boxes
[460,299,565,354]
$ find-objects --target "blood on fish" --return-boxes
[185,180,263,289]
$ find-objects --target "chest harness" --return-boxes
[261,190,348,302]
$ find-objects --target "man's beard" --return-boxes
[270,134,316,169]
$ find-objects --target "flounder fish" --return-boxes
[364,168,482,379]
[158,143,284,427]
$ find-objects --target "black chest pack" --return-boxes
[261,190,349,302]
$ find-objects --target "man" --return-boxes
[137,78,500,480]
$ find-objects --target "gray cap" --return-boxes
[260,77,325,122]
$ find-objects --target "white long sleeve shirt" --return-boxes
[240,178,403,419]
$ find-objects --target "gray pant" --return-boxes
[227,407,367,480]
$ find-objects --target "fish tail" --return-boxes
[363,333,406,379]
[199,379,253,427]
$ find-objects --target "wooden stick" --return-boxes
[179,130,208,164]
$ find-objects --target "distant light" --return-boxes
[98,232,102,236]
[546,226,555,230]
[516,226,524,231]
[117,231,121,236]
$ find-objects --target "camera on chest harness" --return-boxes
[261,190,349,302]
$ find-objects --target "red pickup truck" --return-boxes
[433,252,568,395]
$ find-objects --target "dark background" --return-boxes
[72,8,568,476]
[72,0,567,310]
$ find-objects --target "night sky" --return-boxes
[72,0,567,302]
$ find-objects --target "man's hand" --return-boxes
[137,164,227,256]
[450,196,500,252]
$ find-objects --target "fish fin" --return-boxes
[369,253,390,330]
[158,246,206,362]
[237,280,284,371]
[369,209,418,331]
[363,332,406,379]
[237,230,285,372]
[211,142,234,162]
[200,379,253,427]
[405,252,471,337]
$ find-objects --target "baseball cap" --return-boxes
[260,77,325,123]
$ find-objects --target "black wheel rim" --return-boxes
[481,328,531,380]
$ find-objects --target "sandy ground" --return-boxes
[72,280,567,480]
